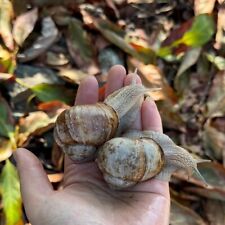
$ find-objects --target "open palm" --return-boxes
[15,65,170,225]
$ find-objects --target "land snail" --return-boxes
[54,77,209,189]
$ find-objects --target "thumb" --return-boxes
[14,148,53,219]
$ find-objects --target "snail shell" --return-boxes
[54,103,118,162]
[97,137,164,188]
[54,83,149,162]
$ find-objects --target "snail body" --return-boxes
[54,83,148,162]
[96,130,208,189]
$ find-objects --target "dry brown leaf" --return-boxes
[174,162,225,201]
[194,0,216,15]
[170,199,207,225]
[13,8,38,46]
[0,0,14,50]
[214,5,225,49]
[207,71,225,117]
[51,142,64,170]
[37,100,69,112]
[205,199,225,225]
[0,138,13,162]
[17,17,59,62]
[46,51,69,66]
[58,68,90,84]
[0,73,14,81]
[48,173,63,183]
[128,58,178,102]
[203,118,225,165]
[18,111,58,146]
[185,186,225,201]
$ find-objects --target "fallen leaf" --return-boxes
[129,58,178,102]
[18,111,58,146]
[170,199,207,225]
[0,95,16,149]
[159,14,215,57]
[157,100,185,131]
[9,64,64,104]
[46,51,69,66]
[17,17,59,62]
[67,18,94,65]
[51,142,64,170]
[175,47,202,89]
[0,138,13,162]
[0,46,16,73]
[86,12,156,64]
[0,160,23,225]
[185,186,225,201]
[31,83,74,104]
[193,162,225,188]
[47,173,63,183]
[181,14,215,46]
[98,85,106,102]
[174,162,225,201]
[205,199,225,225]
[98,46,125,76]
[37,100,69,112]
[206,71,225,117]
[214,7,225,49]
[12,8,38,46]
[58,68,89,85]
[205,53,225,71]
[0,73,14,81]
[0,0,14,50]
[203,118,225,163]
[194,0,216,15]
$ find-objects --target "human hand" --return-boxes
[14,65,170,225]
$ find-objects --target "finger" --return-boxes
[131,98,168,197]
[124,73,142,130]
[14,148,53,219]
[141,97,163,132]
[75,76,99,105]
[123,73,142,86]
[66,76,99,169]
[105,65,126,97]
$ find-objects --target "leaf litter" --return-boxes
[0,0,225,224]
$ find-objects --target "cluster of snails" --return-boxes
[54,79,208,189]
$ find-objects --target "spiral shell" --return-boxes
[54,103,118,162]
[96,137,164,188]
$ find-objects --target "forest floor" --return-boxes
[0,0,225,224]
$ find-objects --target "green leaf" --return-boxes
[31,83,73,104]
[0,96,15,141]
[205,53,225,70]
[0,160,23,225]
[67,18,93,62]
[158,14,215,57]
[0,46,16,73]
[180,14,215,46]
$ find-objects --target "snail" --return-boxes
[96,130,209,189]
[54,81,150,162]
